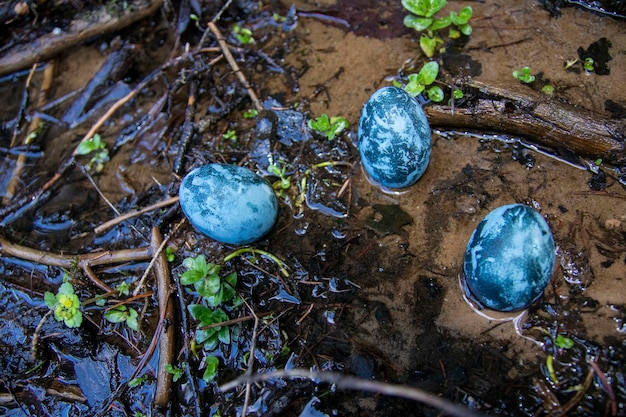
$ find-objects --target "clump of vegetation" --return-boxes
[308,113,349,141]
[402,61,443,102]
[180,255,241,382]
[45,281,83,328]
[232,24,255,44]
[76,133,109,172]
[104,304,139,331]
[402,0,473,57]
[512,66,535,84]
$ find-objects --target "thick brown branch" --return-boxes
[0,0,163,77]
[425,80,625,166]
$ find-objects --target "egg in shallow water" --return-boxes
[179,164,278,245]
[463,204,556,312]
[358,86,431,189]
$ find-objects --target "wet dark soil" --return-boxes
[0,0,625,416]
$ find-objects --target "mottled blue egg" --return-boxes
[179,164,278,245]
[358,86,431,189]
[463,204,556,312]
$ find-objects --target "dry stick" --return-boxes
[0,0,164,77]
[425,79,625,166]
[221,369,486,417]
[208,21,263,113]
[95,196,181,234]
[0,236,152,292]
[152,227,176,409]
[4,63,54,204]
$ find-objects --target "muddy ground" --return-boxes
[0,0,625,416]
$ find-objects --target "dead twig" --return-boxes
[0,0,164,77]
[220,369,487,417]
[208,21,263,113]
[425,79,625,166]
[152,227,176,409]
[94,196,180,234]
[0,236,152,292]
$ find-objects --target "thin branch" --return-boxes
[208,21,263,113]
[220,369,487,417]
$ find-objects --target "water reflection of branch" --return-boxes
[221,368,487,417]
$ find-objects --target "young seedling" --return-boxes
[268,160,292,198]
[402,61,444,102]
[308,113,349,141]
[583,57,595,72]
[223,129,237,142]
[76,133,109,172]
[45,281,83,328]
[104,305,139,331]
[402,0,473,57]
[232,24,255,44]
[165,363,185,382]
[513,66,535,84]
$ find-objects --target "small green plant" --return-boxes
[223,129,237,142]
[541,84,555,95]
[513,66,535,84]
[76,133,109,172]
[402,0,473,57]
[45,281,83,328]
[555,334,574,349]
[232,24,254,44]
[308,113,349,141]
[583,57,594,72]
[243,108,258,119]
[128,375,148,388]
[268,160,292,197]
[165,363,185,382]
[180,254,240,382]
[165,246,176,262]
[402,61,444,102]
[104,305,139,331]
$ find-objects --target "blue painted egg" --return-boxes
[179,164,278,245]
[358,86,431,189]
[463,204,556,312]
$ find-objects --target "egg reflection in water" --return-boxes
[463,204,556,312]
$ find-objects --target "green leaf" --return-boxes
[453,89,464,99]
[430,16,451,31]
[116,281,130,296]
[104,306,128,323]
[402,0,447,18]
[126,308,139,331]
[202,356,219,383]
[458,6,473,20]
[459,23,472,36]
[205,287,224,308]
[420,34,438,58]
[203,334,220,351]
[541,84,555,95]
[165,247,176,262]
[195,327,217,345]
[44,291,57,309]
[128,376,147,387]
[58,282,75,295]
[403,14,432,31]
[218,326,230,345]
[418,61,439,85]
[405,73,426,97]
[180,268,205,285]
[427,86,444,102]
[555,334,574,349]
[65,313,83,328]
[188,304,212,323]
[207,273,221,294]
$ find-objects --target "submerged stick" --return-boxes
[0,0,163,77]
[220,369,486,417]
[425,80,625,166]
